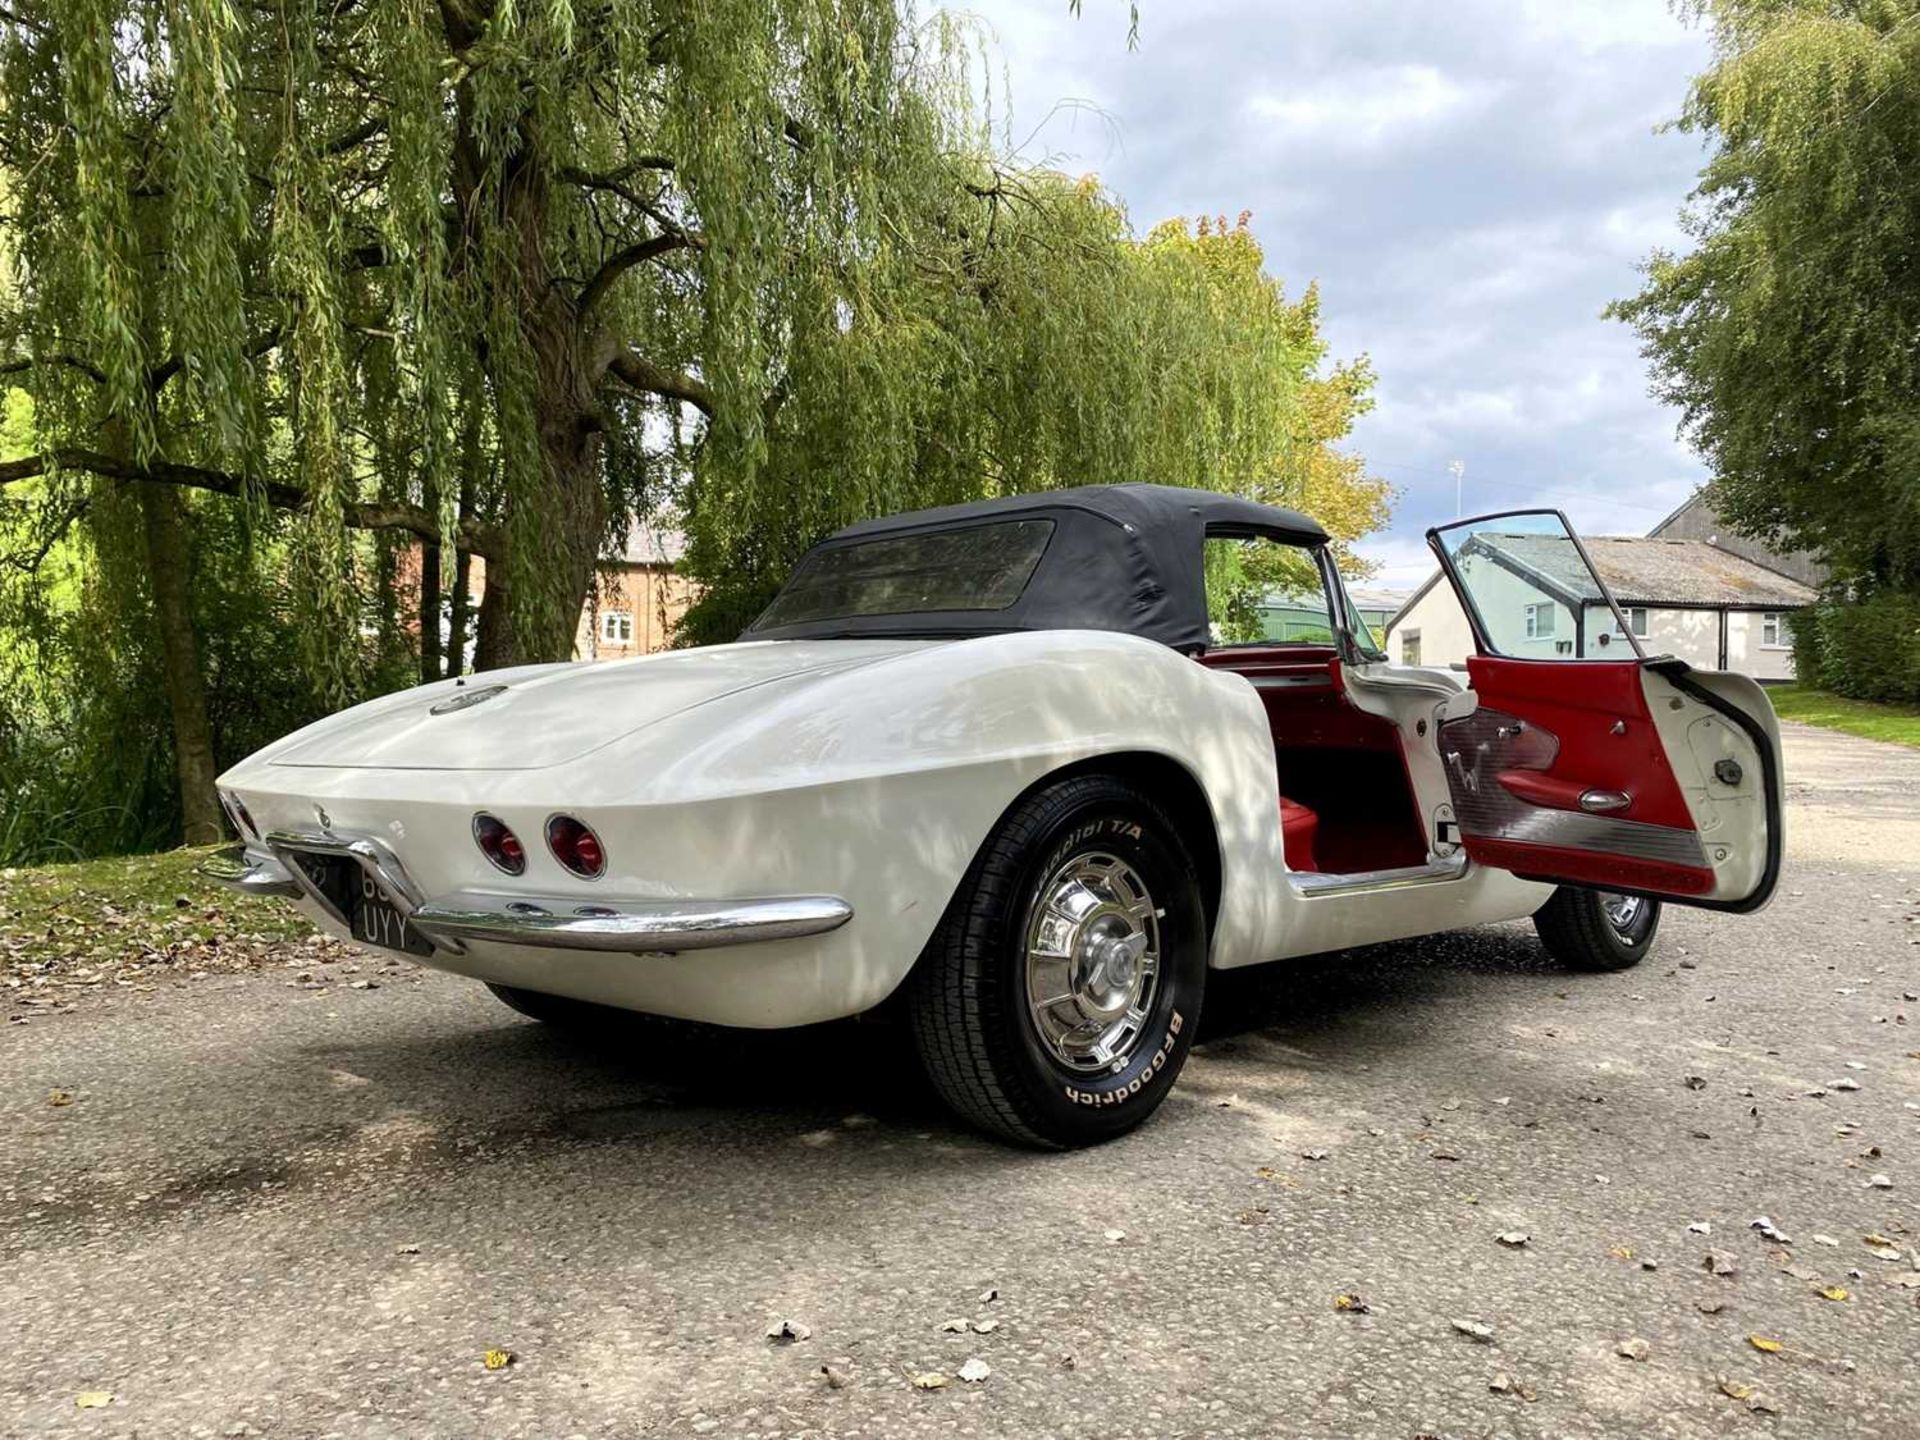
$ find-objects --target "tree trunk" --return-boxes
[448,548,471,677]
[137,484,223,846]
[418,534,443,684]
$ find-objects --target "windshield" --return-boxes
[752,518,1055,631]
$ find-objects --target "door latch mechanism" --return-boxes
[1713,757,1744,786]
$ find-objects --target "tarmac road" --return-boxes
[4,722,1918,1439]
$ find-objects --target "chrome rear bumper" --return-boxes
[198,844,303,899]
[197,837,853,955]
[408,895,853,952]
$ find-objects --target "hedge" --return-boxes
[1792,593,1920,705]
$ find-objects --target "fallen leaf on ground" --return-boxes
[972,1318,999,1334]
[482,1349,514,1370]
[1497,1231,1530,1248]
[394,1242,420,1255]
[1719,1378,1754,1401]
[1688,1221,1712,1235]
[48,1089,73,1107]
[1748,1335,1783,1354]
[1705,1250,1740,1276]
[818,1363,850,1389]
[1886,1273,1920,1289]
[979,1287,999,1303]
[1813,1234,1839,1247]
[1334,1293,1371,1314]
[1867,1174,1894,1189]
[1819,1286,1850,1301]
[1609,1245,1635,1261]
[907,1371,948,1390]
[957,1357,991,1383]
[940,1318,968,1333]
[1616,1337,1651,1361]
[1835,1078,1861,1092]
[74,1392,112,1409]
[1300,1149,1329,1161]
[1488,1373,1538,1400]
[1684,1075,1708,1090]
[1103,1228,1125,1243]
[766,1320,811,1344]
[1698,1299,1725,1315]
[1451,1318,1495,1343]
[1751,1216,1791,1243]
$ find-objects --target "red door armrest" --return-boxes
[1497,770,1629,815]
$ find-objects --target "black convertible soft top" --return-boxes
[744,483,1329,651]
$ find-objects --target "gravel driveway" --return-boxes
[4,722,1918,1439]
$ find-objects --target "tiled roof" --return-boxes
[615,520,686,566]
[1477,533,1817,609]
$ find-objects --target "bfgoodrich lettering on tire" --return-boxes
[907,773,1208,1148]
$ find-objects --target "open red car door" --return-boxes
[1426,510,1783,912]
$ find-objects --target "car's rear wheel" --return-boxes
[1533,886,1662,971]
[908,774,1208,1149]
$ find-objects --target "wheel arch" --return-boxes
[981,748,1225,945]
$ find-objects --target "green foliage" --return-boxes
[0,1,1397,859]
[680,208,1390,642]
[1610,1,1920,591]
[1790,592,1920,705]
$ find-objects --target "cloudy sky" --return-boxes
[959,0,1715,590]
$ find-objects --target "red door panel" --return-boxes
[1426,508,1783,911]
[1439,665,1717,898]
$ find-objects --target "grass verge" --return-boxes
[3,846,336,1016]
[1766,684,1920,749]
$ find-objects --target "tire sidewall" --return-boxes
[993,785,1206,1141]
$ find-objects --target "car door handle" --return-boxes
[1496,772,1633,816]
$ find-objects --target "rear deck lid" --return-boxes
[268,640,930,771]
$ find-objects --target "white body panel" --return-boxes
[219,631,1549,1027]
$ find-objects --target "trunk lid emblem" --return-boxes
[429,684,508,715]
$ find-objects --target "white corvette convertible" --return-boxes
[206,485,1783,1147]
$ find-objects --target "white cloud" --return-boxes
[1246,64,1494,149]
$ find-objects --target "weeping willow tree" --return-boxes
[0,0,1390,852]
[0,2,1008,842]
[681,203,1391,638]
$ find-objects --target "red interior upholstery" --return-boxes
[1278,796,1320,872]
[1198,644,1428,875]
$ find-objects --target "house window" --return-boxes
[1401,629,1421,666]
[1524,603,1555,639]
[1761,612,1790,649]
[1620,607,1650,638]
[601,610,634,644]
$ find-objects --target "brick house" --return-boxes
[572,520,696,660]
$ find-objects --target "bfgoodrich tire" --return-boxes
[908,774,1208,1149]
[1532,887,1662,972]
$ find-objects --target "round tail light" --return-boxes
[545,815,605,879]
[473,813,526,875]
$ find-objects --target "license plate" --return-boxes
[349,874,436,957]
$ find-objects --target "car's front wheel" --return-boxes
[908,773,1208,1149]
[1533,886,1662,971]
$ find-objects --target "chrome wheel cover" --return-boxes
[1024,851,1163,1073]
[1599,891,1644,942]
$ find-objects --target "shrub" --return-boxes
[1795,593,1920,705]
